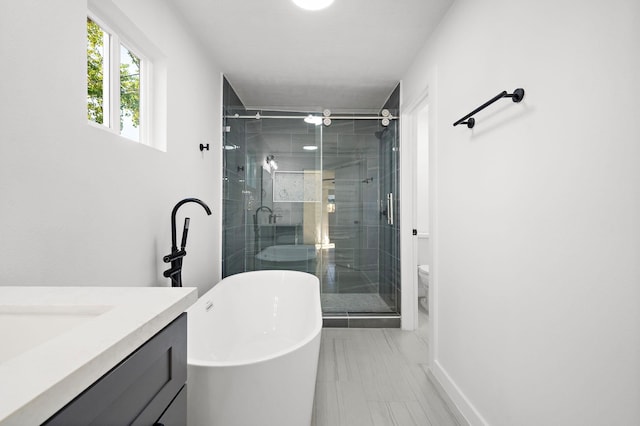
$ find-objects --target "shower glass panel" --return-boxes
[378,120,400,314]
[320,118,398,315]
[245,113,323,276]
[221,80,400,318]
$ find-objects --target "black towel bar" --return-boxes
[453,88,525,129]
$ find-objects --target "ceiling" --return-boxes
[168,0,453,112]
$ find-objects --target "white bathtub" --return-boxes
[186,270,322,426]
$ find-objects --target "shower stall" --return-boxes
[221,78,400,326]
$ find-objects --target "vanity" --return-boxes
[0,286,197,426]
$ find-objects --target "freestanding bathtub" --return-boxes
[186,270,322,426]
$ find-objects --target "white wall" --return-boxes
[0,0,223,295]
[401,0,640,424]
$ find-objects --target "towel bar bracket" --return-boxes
[509,88,525,103]
[461,117,475,129]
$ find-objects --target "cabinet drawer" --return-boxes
[154,385,186,426]
[44,313,187,426]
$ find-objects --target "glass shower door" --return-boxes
[378,121,400,313]
[222,76,401,319]
[245,112,323,277]
[320,118,399,315]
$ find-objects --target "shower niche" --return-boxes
[221,78,400,325]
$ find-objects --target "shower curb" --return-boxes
[322,314,401,328]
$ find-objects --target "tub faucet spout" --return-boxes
[171,198,212,251]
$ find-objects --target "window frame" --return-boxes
[87,12,150,145]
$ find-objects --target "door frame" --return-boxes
[399,85,430,331]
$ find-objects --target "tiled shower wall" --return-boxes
[223,107,326,276]
[323,119,381,284]
[243,114,383,289]
[244,113,321,270]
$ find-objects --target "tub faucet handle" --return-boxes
[270,214,282,224]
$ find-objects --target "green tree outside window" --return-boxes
[87,18,140,133]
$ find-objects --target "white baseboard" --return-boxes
[428,361,489,426]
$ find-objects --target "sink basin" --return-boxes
[0,305,112,364]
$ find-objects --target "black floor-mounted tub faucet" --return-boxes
[163,198,212,287]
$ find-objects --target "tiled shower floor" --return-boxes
[317,249,397,314]
[321,293,394,313]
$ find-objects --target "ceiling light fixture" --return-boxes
[303,145,318,151]
[292,0,334,11]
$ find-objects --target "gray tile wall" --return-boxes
[325,118,380,283]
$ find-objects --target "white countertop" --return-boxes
[0,286,198,426]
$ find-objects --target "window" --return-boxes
[87,16,144,143]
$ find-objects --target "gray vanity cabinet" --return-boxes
[43,313,187,426]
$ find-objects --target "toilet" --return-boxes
[417,265,429,313]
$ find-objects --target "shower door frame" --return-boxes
[221,111,402,325]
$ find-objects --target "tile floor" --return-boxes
[311,304,461,426]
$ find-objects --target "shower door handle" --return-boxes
[387,193,394,226]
